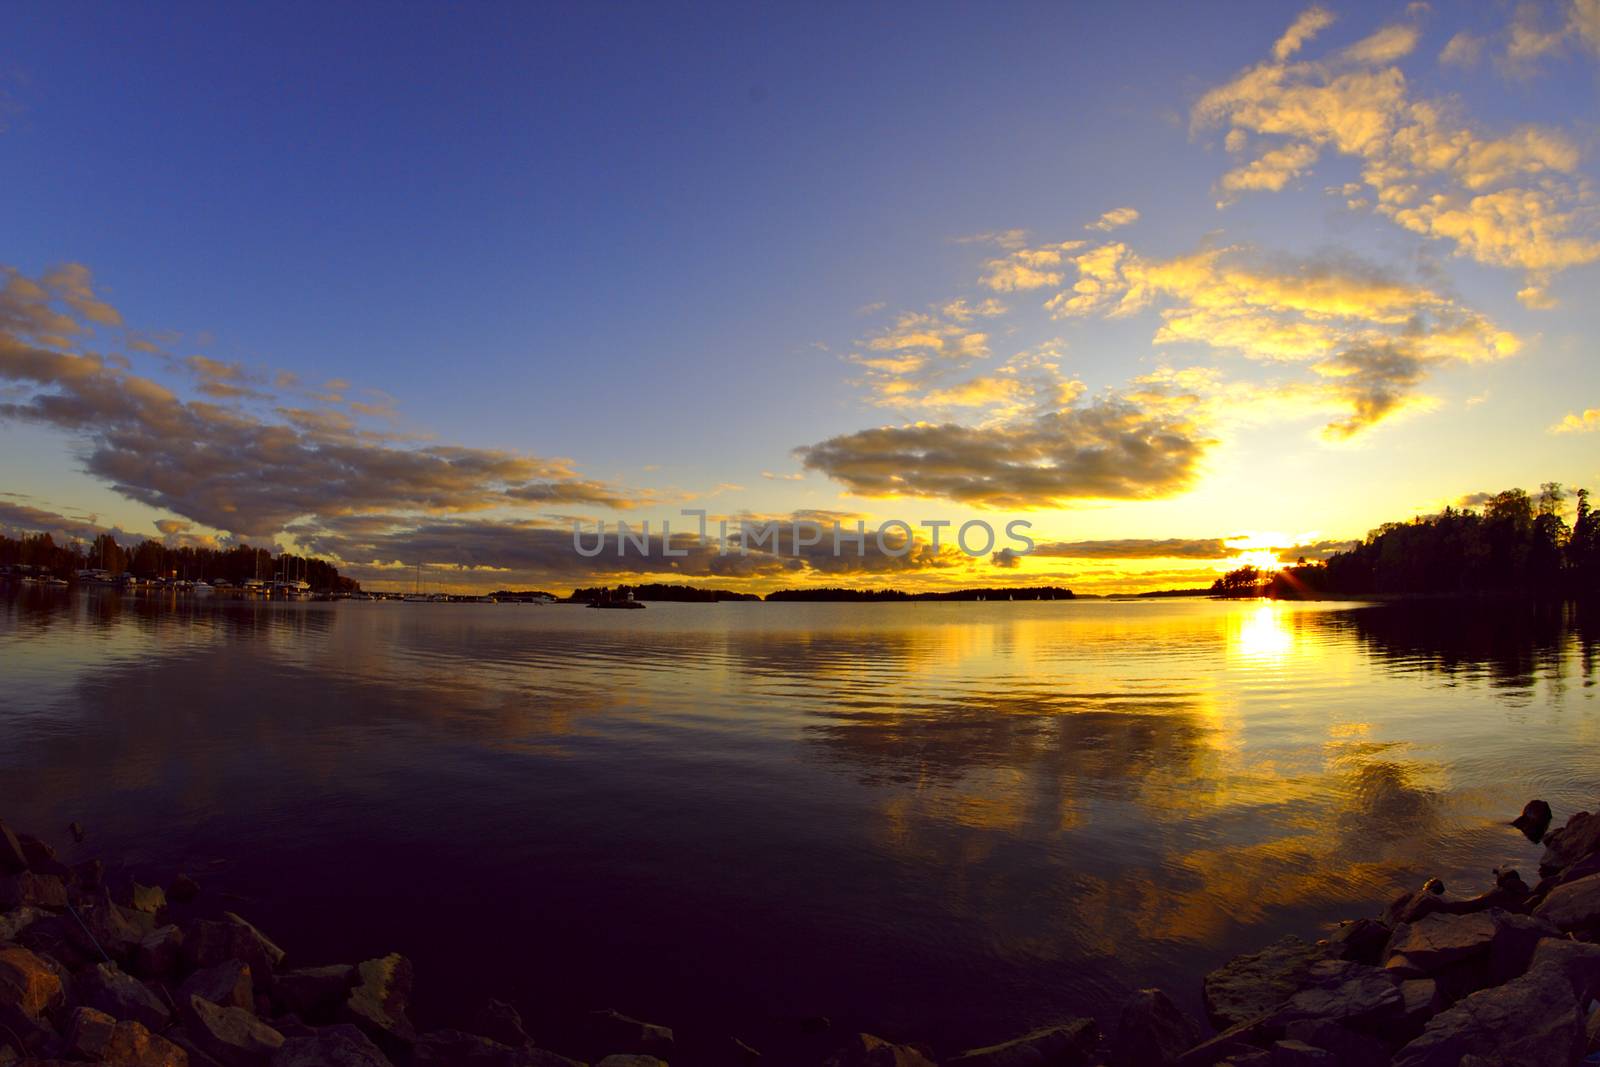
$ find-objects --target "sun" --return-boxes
[1234,549,1282,571]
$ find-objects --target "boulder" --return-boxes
[1533,871,1600,934]
[0,906,43,942]
[270,1023,393,1067]
[1203,936,1326,1030]
[128,882,168,915]
[1512,799,1554,843]
[1540,810,1600,876]
[342,954,415,1055]
[185,992,286,1067]
[184,914,285,981]
[101,1018,190,1067]
[1267,1041,1335,1065]
[1397,977,1439,1026]
[473,997,532,1048]
[1281,1019,1389,1066]
[1109,989,1201,1067]
[1273,959,1404,1030]
[822,1034,938,1067]
[275,964,359,1020]
[169,874,200,903]
[80,896,158,959]
[1485,911,1559,985]
[0,871,67,911]
[946,1020,1098,1066]
[180,958,255,1013]
[65,1005,120,1059]
[1392,960,1587,1066]
[77,961,172,1032]
[587,1009,673,1057]
[0,821,28,875]
[1384,912,1496,972]
[1327,920,1390,966]
[412,1029,552,1065]
[1526,937,1600,1000]
[135,924,185,981]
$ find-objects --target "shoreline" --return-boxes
[6,800,1600,1065]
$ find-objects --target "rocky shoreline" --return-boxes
[4,803,1600,1067]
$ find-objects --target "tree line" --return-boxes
[1214,483,1600,599]
[0,532,359,592]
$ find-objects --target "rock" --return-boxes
[68,821,85,843]
[185,993,286,1067]
[587,1009,673,1057]
[1485,911,1558,985]
[169,874,200,903]
[75,858,105,892]
[342,954,415,1055]
[1513,799,1554,843]
[412,1029,555,1065]
[14,835,57,872]
[129,882,168,915]
[102,1019,191,1067]
[799,1015,832,1034]
[181,958,255,1012]
[275,964,359,1020]
[1397,978,1439,1026]
[1110,989,1201,1067]
[81,896,158,959]
[1392,960,1587,1066]
[135,924,185,981]
[1327,919,1390,966]
[596,1058,666,1067]
[184,914,285,982]
[0,871,67,911]
[77,961,172,1032]
[270,1023,394,1066]
[1203,936,1326,1030]
[0,945,66,1020]
[1214,1051,1271,1067]
[472,998,532,1048]
[0,906,43,942]
[1384,911,1496,972]
[1267,1041,1335,1065]
[728,1036,761,1064]
[1533,870,1600,935]
[65,1005,120,1058]
[1527,937,1600,1000]
[1274,959,1404,1029]
[946,1020,1098,1066]
[1541,810,1600,876]
[0,822,28,875]
[822,1034,938,1067]
[1281,1019,1389,1066]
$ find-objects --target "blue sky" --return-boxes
[3,1,1599,591]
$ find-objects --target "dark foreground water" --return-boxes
[2,590,1598,1060]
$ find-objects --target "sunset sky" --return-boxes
[3,1,1599,593]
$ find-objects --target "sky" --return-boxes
[2,0,1599,594]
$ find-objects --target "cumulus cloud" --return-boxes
[794,391,1211,509]
[0,263,649,544]
[1045,241,1518,436]
[1194,7,1600,286]
[1550,407,1600,433]
[1087,207,1140,232]
[1438,31,1484,67]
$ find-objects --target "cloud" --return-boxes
[1031,538,1237,559]
[1550,407,1600,433]
[794,391,1212,509]
[1439,31,1484,67]
[1045,242,1518,436]
[0,263,649,544]
[0,498,114,541]
[1194,8,1600,285]
[1272,6,1336,62]
[1087,207,1140,232]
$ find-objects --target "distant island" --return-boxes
[569,583,762,603]
[764,586,1074,602]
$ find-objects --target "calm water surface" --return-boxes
[2,591,1598,1059]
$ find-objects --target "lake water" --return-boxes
[2,590,1597,1061]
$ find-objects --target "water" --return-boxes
[2,590,1597,1060]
